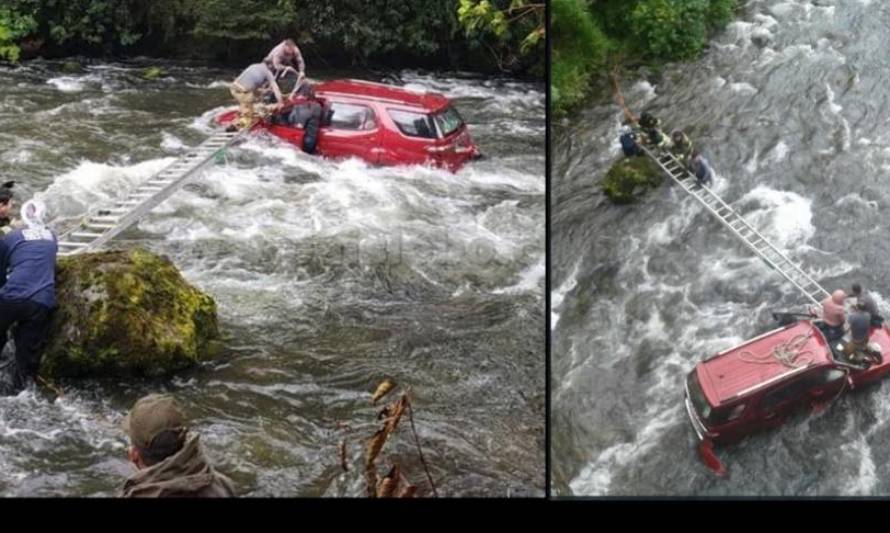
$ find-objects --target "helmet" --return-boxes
[672,130,685,142]
[640,112,655,127]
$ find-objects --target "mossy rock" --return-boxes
[61,60,84,74]
[141,67,165,80]
[41,248,220,378]
[602,156,664,204]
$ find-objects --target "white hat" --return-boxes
[21,199,47,228]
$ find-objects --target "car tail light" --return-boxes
[425,145,453,154]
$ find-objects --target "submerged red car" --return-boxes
[684,317,890,475]
[217,79,482,171]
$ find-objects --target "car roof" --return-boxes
[696,321,833,406]
[315,79,450,111]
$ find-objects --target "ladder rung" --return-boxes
[58,241,88,248]
[85,223,115,230]
[71,231,103,239]
[91,216,120,223]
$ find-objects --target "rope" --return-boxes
[738,332,815,368]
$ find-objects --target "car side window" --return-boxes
[329,103,376,131]
[761,368,845,411]
[387,109,438,139]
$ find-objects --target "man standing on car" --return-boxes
[850,283,883,327]
[844,303,882,365]
[264,39,305,83]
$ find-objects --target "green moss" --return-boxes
[42,248,220,378]
[60,60,83,73]
[602,156,663,204]
[141,66,164,80]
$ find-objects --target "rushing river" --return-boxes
[553,0,890,496]
[0,58,545,496]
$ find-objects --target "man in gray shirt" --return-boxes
[851,283,883,327]
[229,63,284,129]
[843,303,882,365]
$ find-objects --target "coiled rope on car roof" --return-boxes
[738,332,815,368]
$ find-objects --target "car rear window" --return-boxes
[433,106,464,137]
[387,109,438,139]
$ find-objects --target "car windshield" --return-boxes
[433,106,464,137]
[687,371,713,422]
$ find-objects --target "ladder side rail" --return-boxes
[639,146,828,305]
[62,129,244,254]
[664,153,828,300]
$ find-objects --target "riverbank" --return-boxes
[0,0,543,77]
[551,0,738,116]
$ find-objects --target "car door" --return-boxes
[759,367,847,426]
[317,101,381,164]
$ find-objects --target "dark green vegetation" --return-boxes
[0,0,543,75]
[602,155,663,204]
[552,0,737,114]
[42,248,220,378]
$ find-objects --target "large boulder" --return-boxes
[602,155,664,204]
[41,248,221,378]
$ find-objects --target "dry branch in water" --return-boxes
[353,379,437,498]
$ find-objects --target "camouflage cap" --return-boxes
[123,394,187,450]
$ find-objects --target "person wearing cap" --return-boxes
[670,129,694,165]
[637,112,672,150]
[0,198,57,393]
[121,394,236,497]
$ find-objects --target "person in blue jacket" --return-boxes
[0,199,57,393]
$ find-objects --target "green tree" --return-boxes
[457,0,544,71]
[0,6,38,62]
[551,0,607,114]
[629,0,708,60]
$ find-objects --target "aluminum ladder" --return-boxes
[640,145,829,306]
[55,128,246,256]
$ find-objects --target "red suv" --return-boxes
[218,79,481,171]
[684,318,890,475]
